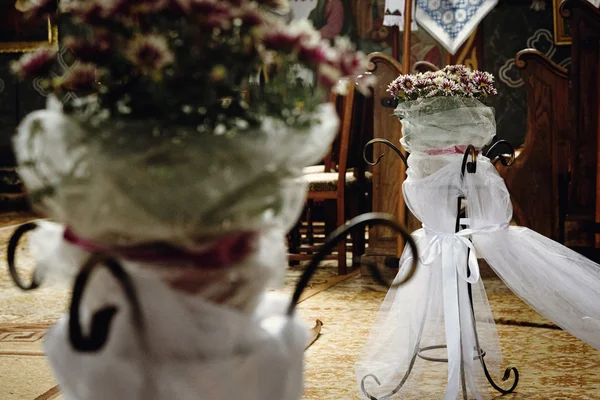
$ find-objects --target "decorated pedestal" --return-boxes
[9,99,339,400]
[6,1,372,399]
[356,67,600,399]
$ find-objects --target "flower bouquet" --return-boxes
[355,66,600,399]
[386,65,498,178]
[10,1,370,399]
[388,65,497,156]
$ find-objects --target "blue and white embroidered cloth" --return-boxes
[384,0,497,54]
[416,0,497,54]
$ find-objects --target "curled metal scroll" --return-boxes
[69,254,144,352]
[287,212,418,316]
[461,144,478,177]
[459,145,519,395]
[6,222,145,353]
[363,139,408,168]
[7,222,41,291]
[484,140,516,167]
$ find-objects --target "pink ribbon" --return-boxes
[63,228,255,268]
[425,145,477,156]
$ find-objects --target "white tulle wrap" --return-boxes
[396,97,496,155]
[14,97,338,246]
[13,98,339,400]
[355,98,600,399]
[26,221,308,400]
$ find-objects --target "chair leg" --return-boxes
[288,209,304,266]
[352,191,367,263]
[323,201,337,237]
[351,225,365,268]
[337,196,347,275]
[306,200,314,246]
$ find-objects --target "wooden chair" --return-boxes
[359,53,421,270]
[413,61,440,73]
[561,0,600,251]
[288,79,370,275]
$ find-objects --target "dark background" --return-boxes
[482,3,571,146]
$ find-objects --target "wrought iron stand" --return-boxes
[358,141,520,400]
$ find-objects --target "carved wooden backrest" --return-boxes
[561,0,600,247]
[497,49,569,242]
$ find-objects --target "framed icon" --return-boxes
[0,1,58,53]
[553,0,571,45]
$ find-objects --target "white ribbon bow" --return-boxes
[402,222,508,399]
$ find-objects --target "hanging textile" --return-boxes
[414,0,497,54]
[384,0,419,30]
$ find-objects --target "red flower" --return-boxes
[472,70,494,88]
[190,0,228,13]
[126,35,174,76]
[297,44,328,66]
[240,9,264,27]
[10,47,56,79]
[64,36,111,63]
[65,1,106,24]
[263,31,301,50]
[60,63,100,92]
[135,0,171,13]
[338,51,365,77]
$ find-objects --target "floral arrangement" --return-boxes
[11,0,368,132]
[387,65,497,103]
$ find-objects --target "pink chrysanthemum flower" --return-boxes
[422,71,436,79]
[65,34,112,63]
[472,70,494,89]
[60,63,100,92]
[398,75,417,93]
[134,0,171,13]
[443,64,470,76]
[327,37,366,77]
[439,78,459,95]
[263,30,301,50]
[483,86,498,96]
[461,82,476,97]
[240,8,264,27]
[317,64,341,89]
[10,47,56,78]
[189,0,226,13]
[414,77,429,89]
[356,74,377,96]
[424,87,440,98]
[387,81,402,98]
[126,35,175,76]
[298,44,328,66]
[338,50,366,77]
[64,0,106,22]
